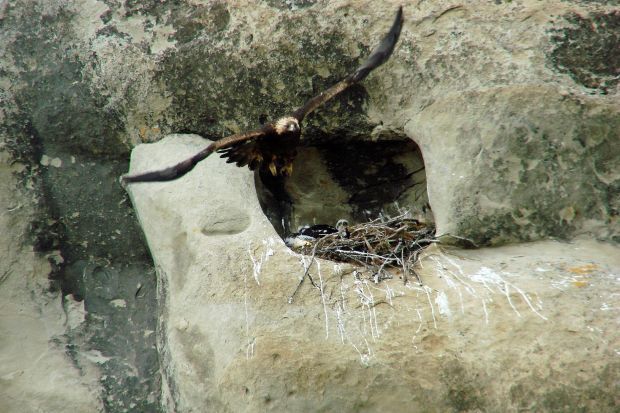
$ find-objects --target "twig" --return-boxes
[288,241,320,304]
[289,211,437,285]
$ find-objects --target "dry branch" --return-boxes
[293,211,436,285]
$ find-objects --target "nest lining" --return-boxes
[291,211,437,290]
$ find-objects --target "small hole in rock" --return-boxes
[255,135,433,239]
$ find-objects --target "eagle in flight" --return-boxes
[121,7,403,185]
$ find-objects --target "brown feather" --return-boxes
[218,140,264,169]
[291,6,403,123]
[216,122,299,175]
[210,128,269,151]
[120,129,268,185]
[291,79,353,123]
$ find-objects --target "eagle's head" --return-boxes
[274,117,300,135]
[336,219,350,238]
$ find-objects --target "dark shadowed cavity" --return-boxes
[255,136,433,238]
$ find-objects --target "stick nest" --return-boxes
[296,212,437,284]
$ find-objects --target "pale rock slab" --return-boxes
[0,151,102,413]
[127,135,620,412]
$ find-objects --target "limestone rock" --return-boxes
[2,0,618,248]
[409,85,619,245]
[0,151,102,412]
[127,135,619,412]
[1,0,619,410]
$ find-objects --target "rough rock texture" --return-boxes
[398,3,620,245]
[1,1,162,410]
[0,150,102,411]
[127,135,619,412]
[1,0,619,411]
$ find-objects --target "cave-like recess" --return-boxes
[255,136,433,238]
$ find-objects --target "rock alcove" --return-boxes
[255,135,432,239]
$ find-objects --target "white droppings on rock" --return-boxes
[434,291,452,319]
[127,136,620,411]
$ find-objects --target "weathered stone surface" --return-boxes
[127,135,619,412]
[1,0,619,411]
[409,85,619,245]
[394,3,620,245]
[1,1,162,409]
[0,151,102,412]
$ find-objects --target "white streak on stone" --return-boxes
[424,285,437,329]
[316,260,329,339]
[434,291,452,319]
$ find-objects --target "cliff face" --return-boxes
[126,135,619,412]
[0,0,618,412]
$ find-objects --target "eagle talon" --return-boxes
[282,164,293,176]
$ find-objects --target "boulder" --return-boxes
[127,135,619,411]
[0,151,102,412]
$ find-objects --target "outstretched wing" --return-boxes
[210,128,267,150]
[292,6,403,122]
[215,134,267,170]
[121,7,404,186]
[120,129,266,185]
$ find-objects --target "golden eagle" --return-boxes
[122,7,403,185]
